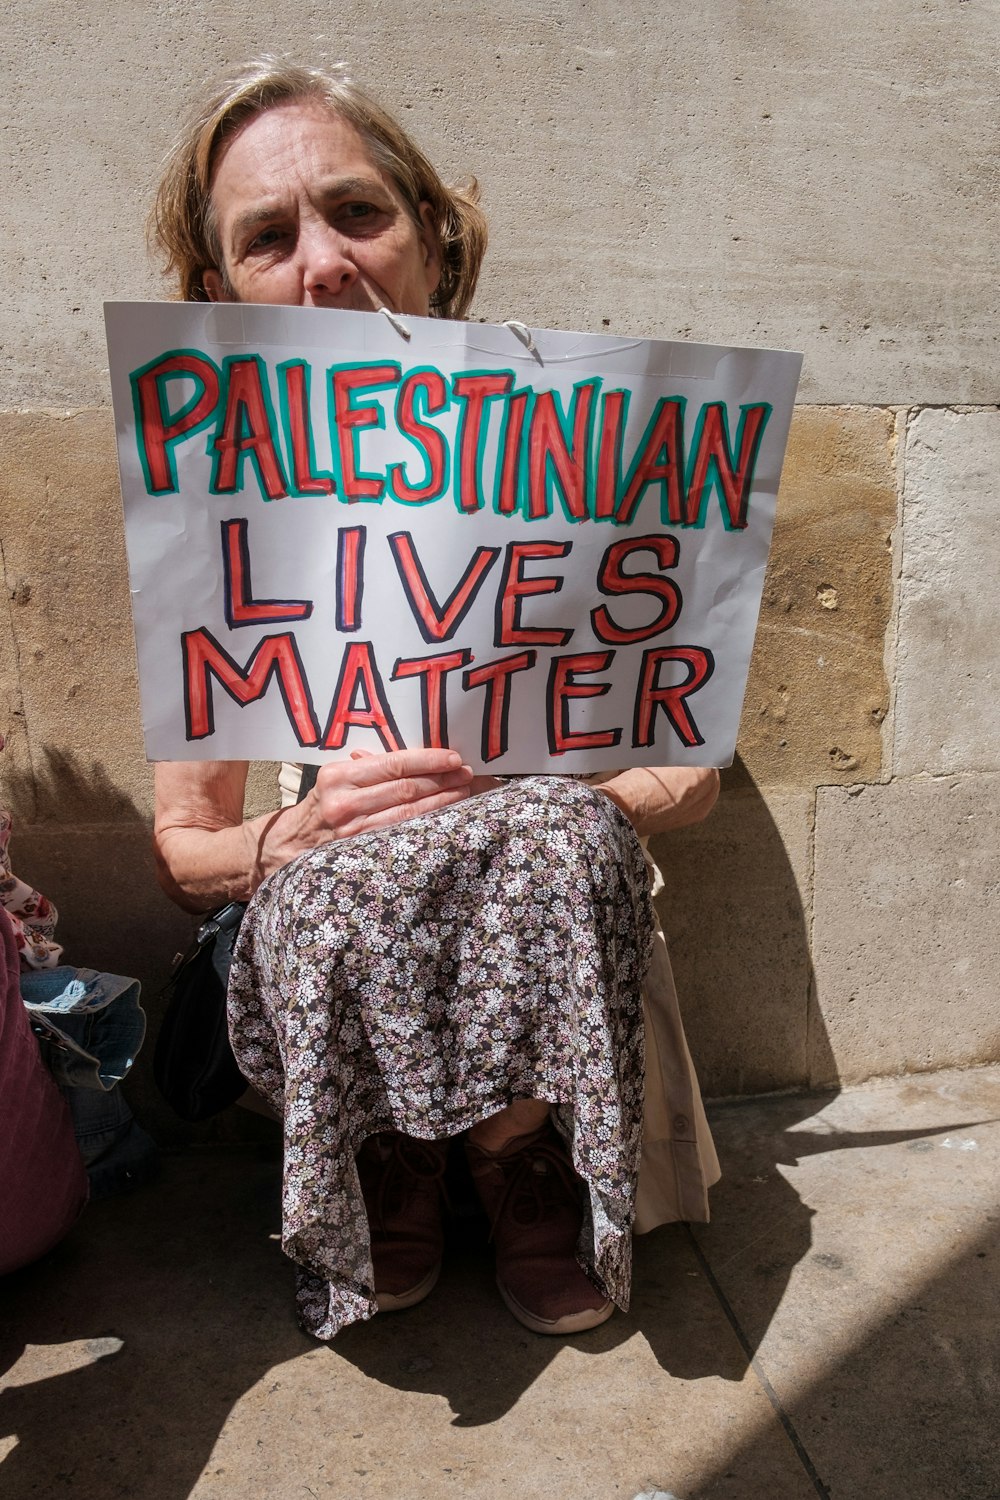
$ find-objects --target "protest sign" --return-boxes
[105,302,801,771]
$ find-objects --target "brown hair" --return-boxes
[150,57,487,318]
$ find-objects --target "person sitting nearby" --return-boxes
[0,794,88,1274]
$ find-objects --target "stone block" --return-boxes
[245,760,281,820]
[811,775,1000,1084]
[0,410,153,823]
[737,406,895,789]
[651,773,816,1097]
[894,408,1000,775]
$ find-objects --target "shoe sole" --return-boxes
[375,1259,442,1313]
[497,1278,615,1336]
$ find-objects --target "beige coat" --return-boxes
[635,884,720,1230]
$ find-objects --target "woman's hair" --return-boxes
[150,57,488,318]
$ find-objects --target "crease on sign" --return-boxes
[458,332,649,366]
[202,303,249,346]
[456,330,723,381]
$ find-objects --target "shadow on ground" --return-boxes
[8,762,992,1494]
[3,1076,996,1500]
[0,755,837,1493]
[691,1185,1000,1500]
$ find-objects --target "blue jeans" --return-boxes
[21,965,158,1198]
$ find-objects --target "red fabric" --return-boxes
[0,906,88,1274]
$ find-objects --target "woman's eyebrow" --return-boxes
[228,176,394,253]
[317,174,390,201]
[229,203,285,252]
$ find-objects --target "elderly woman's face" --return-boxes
[203,101,441,315]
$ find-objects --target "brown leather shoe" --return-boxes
[356,1131,447,1312]
[466,1120,614,1335]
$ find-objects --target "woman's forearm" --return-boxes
[597,766,720,838]
[153,812,288,912]
[153,760,286,911]
[153,750,476,913]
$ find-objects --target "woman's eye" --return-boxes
[339,201,380,224]
[247,227,286,253]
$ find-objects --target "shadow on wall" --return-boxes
[654,753,836,1097]
[1,746,148,827]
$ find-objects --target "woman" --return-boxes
[151,58,720,1340]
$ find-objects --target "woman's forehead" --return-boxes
[210,101,390,203]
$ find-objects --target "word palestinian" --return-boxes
[132,351,771,528]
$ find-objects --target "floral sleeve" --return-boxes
[0,737,62,970]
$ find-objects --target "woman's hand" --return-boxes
[309,748,474,841]
[154,749,475,912]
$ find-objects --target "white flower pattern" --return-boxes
[228,776,654,1341]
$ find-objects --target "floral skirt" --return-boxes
[228,776,655,1340]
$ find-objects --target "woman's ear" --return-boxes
[417,202,442,297]
[202,268,233,303]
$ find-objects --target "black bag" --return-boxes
[153,900,249,1121]
[153,764,319,1121]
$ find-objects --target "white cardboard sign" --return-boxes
[105,302,801,771]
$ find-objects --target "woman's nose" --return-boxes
[299,225,359,299]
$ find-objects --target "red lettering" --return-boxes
[336,526,366,633]
[280,361,334,495]
[633,646,715,748]
[451,373,513,513]
[389,370,449,503]
[330,363,400,501]
[496,391,530,515]
[182,629,319,744]
[389,532,499,643]
[391,649,471,746]
[546,652,621,754]
[684,403,770,528]
[616,397,685,525]
[495,541,573,647]
[221,519,313,628]
[462,651,536,762]
[213,358,288,499]
[322,642,403,751]
[526,383,595,520]
[132,353,220,494]
[595,389,627,519]
[591,535,682,645]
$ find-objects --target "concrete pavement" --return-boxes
[3,1065,998,1499]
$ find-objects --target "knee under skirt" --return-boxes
[227,776,660,1340]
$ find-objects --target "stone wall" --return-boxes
[2,1,996,1132]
